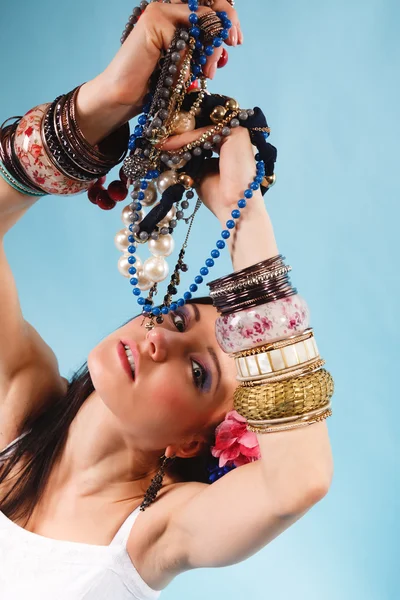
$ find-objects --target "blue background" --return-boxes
[1,0,399,598]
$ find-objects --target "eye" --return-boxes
[171,310,187,333]
[191,359,207,390]
[170,312,209,390]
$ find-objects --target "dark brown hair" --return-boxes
[0,297,217,524]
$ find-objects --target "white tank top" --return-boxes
[0,435,162,600]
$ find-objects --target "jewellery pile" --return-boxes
[207,257,334,443]
[89,0,278,330]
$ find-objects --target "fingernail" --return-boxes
[231,25,238,46]
[209,62,217,79]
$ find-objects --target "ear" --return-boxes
[165,439,208,460]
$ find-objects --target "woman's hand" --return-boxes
[163,125,279,271]
[76,1,241,144]
[162,126,264,221]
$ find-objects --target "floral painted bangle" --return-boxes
[13,104,94,196]
[0,120,46,194]
[215,294,310,353]
[0,160,46,197]
[234,329,319,381]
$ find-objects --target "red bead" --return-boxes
[97,175,107,185]
[96,190,116,210]
[217,48,229,69]
[188,79,200,92]
[108,180,128,201]
[87,184,104,205]
[119,167,128,184]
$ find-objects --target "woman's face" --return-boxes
[87,303,237,455]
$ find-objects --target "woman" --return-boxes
[0,2,333,598]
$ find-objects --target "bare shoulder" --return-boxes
[127,480,206,591]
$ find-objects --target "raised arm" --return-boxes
[160,127,333,573]
[0,1,231,442]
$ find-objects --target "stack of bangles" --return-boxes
[0,87,129,198]
[208,256,334,434]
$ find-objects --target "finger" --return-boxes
[204,46,223,79]
[237,21,244,45]
[160,125,213,151]
[138,3,219,53]
[173,0,241,48]
[212,0,241,46]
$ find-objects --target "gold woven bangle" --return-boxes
[247,401,332,426]
[247,409,333,434]
[232,329,314,359]
[233,368,335,420]
[238,358,326,385]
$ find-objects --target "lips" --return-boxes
[119,339,140,380]
[118,342,135,381]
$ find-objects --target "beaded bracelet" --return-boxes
[215,294,310,353]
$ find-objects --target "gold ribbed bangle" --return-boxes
[231,328,314,359]
[239,358,326,385]
[247,409,333,434]
[247,401,332,426]
[233,368,335,420]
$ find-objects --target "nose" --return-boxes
[145,328,171,363]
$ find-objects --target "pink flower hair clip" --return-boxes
[208,411,261,483]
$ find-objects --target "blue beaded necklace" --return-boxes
[119,1,268,328]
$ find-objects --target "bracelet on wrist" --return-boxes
[0,88,130,197]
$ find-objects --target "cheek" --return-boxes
[145,368,192,420]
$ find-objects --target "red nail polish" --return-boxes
[217,48,229,69]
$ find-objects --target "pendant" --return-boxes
[123,152,152,181]
[142,315,156,331]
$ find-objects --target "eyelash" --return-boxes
[170,311,208,390]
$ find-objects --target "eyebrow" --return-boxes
[190,304,222,392]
